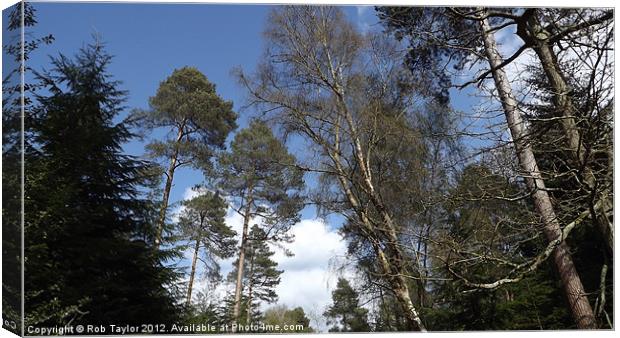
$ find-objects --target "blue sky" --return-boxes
[24,2,382,220]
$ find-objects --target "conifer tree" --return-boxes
[227,225,283,324]
[135,67,237,249]
[324,278,371,332]
[376,7,601,328]
[25,41,180,327]
[217,120,304,323]
[177,189,236,306]
[423,164,573,330]
[217,292,261,327]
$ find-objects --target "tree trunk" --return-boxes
[378,220,427,332]
[520,13,613,257]
[331,145,426,332]
[186,238,200,306]
[245,253,255,325]
[232,192,253,325]
[154,126,184,250]
[367,187,427,331]
[479,16,596,329]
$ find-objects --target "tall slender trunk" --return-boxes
[245,252,255,325]
[372,239,426,332]
[186,238,200,306]
[480,16,596,329]
[233,189,253,325]
[329,77,425,331]
[519,13,613,256]
[331,149,427,332]
[154,126,184,249]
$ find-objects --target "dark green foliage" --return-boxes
[324,278,371,332]
[217,292,261,327]
[177,190,237,280]
[182,292,223,330]
[24,41,181,327]
[137,66,237,172]
[3,3,55,334]
[218,120,305,242]
[423,267,573,330]
[525,64,613,329]
[134,66,237,247]
[421,163,573,331]
[2,4,25,333]
[244,225,283,304]
[372,293,411,332]
[218,119,304,324]
[375,7,481,104]
[3,4,611,333]
[227,225,283,321]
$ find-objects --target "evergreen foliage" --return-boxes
[227,225,283,323]
[177,190,236,305]
[324,278,371,332]
[24,41,181,327]
[4,3,613,333]
[134,66,237,247]
[218,120,305,242]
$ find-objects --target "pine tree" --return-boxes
[324,278,371,332]
[217,120,304,323]
[233,225,283,324]
[24,41,181,327]
[217,292,261,328]
[421,163,573,330]
[177,189,236,306]
[525,63,613,329]
[134,67,237,249]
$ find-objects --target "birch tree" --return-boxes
[237,6,433,331]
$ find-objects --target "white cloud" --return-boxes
[273,219,346,271]
[270,219,348,310]
[173,185,351,331]
[170,186,207,224]
[184,206,349,331]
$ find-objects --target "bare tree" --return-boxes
[237,6,435,331]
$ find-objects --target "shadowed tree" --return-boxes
[227,225,283,324]
[2,3,54,333]
[25,41,181,327]
[376,6,608,328]
[263,305,314,332]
